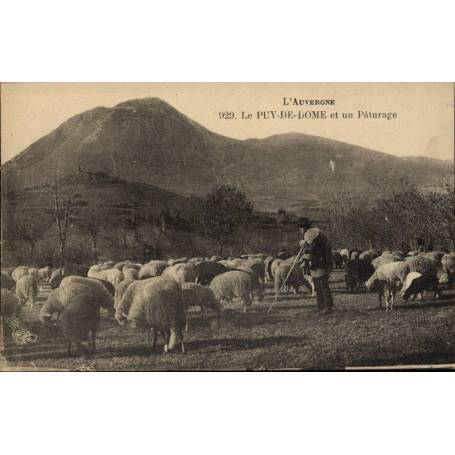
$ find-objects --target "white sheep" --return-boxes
[161,263,196,285]
[406,255,440,274]
[39,276,114,322]
[11,266,30,282]
[115,277,186,353]
[138,260,169,279]
[123,267,139,281]
[209,271,254,313]
[15,275,37,309]
[365,261,410,310]
[87,267,124,286]
[114,278,135,309]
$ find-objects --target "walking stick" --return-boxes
[267,247,304,314]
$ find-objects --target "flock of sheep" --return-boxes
[1,248,454,358]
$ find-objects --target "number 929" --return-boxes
[218,111,236,119]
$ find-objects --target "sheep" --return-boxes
[168,257,188,266]
[115,277,186,353]
[339,248,350,263]
[87,267,124,287]
[332,251,343,268]
[365,261,410,310]
[114,278,135,309]
[359,249,380,263]
[344,259,375,292]
[424,252,445,262]
[50,268,65,289]
[123,267,139,281]
[193,261,230,285]
[11,266,30,282]
[371,253,400,270]
[1,271,16,290]
[401,272,439,302]
[59,292,101,358]
[161,263,196,285]
[181,282,222,330]
[38,266,52,282]
[1,289,22,319]
[40,276,114,322]
[15,275,37,309]
[209,271,254,313]
[113,260,141,271]
[406,256,440,274]
[441,254,455,276]
[138,260,169,279]
[274,263,312,295]
[264,256,275,282]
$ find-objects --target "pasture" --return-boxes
[2,269,454,371]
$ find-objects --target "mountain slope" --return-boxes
[2,97,453,212]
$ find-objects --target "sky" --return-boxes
[1,82,454,164]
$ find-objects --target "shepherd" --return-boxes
[297,217,334,314]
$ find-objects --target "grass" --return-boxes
[2,270,454,371]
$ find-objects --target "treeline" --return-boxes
[324,184,455,251]
[2,182,454,268]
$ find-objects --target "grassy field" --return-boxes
[2,269,454,371]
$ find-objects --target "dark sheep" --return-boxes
[344,259,375,292]
[402,273,440,302]
[193,261,230,285]
[60,292,101,358]
[1,271,16,290]
[332,252,343,269]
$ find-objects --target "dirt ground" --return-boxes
[2,269,454,371]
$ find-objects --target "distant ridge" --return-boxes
[2,97,452,212]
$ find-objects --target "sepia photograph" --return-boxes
[1,82,454,371]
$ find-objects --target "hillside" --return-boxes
[2,97,453,212]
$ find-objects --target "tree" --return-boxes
[49,177,80,266]
[200,185,254,255]
[75,204,110,263]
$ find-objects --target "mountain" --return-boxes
[2,97,453,212]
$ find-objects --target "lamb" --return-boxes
[1,271,16,290]
[193,261,230,285]
[365,261,410,310]
[209,271,254,313]
[339,248,350,264]
[39,276,114,322]
[161,263,196,285]
[15,275,38,309]
[59,292,101,358]
[138,260,169,279]
[87,267,124,287]
[115,277,186,353]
